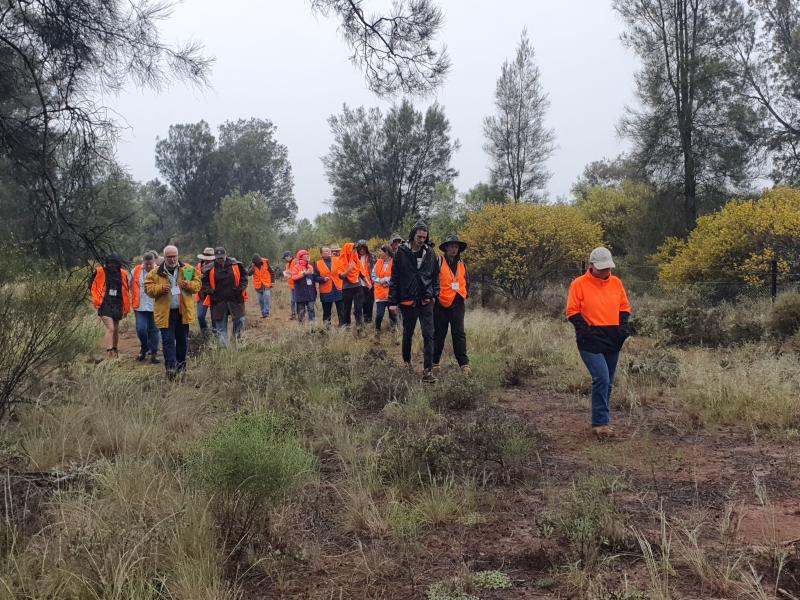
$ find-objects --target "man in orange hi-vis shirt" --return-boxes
[566,247,632,438]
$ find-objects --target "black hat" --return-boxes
[439,235,467,253]
[214,246,227,257]
[105,252,124,266]
[282,250,292,260]
[251,254,263,265]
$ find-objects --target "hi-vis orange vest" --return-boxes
[373,258,392,301]
[130,264,149,309]
[91,266,131,315]
[203,264,247,306]
[316,258,342,294]
[438,258,467,308]
[252,259,272,290]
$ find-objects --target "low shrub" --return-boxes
[767,293,800,339]
[658,302,725,346]
[377,427,459,487]
[501,353,536,387]
[456,408,539,483]
[431,375,487,410]
[625,348,681,387]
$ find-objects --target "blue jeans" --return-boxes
[374,301,397,331]
[197,301,208,330]
[579,350,620,426]
[213,313,245,346]
[256,288,271,317]
[296,301,316,322]
[160,309,189,373]
[134,310,160,354]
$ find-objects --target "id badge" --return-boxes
[451,282,460,291]
[171,285,181,296]
[108,288,118,297]
[306,277,312,286]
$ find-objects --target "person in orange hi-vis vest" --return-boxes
[566,247,632,439]
[433,235,470,374]
[130,251,161,364]
[315,246,344,326]
[90,252,131,360]
[201,247,248,346]
[338,241,370,329]
[371,244,397,334]
[356,240,375,323]
[282,250,298,320]
[249,254,274,319]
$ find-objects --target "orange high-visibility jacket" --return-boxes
[285,258,297,289]
[252,258,273,290]
[566,271,631,326]
[91,266,131,315]
[316,258,342,294]
[373,258,392,301]
[338,243,369,285]
[438,258,468,308]
[204,263,247,306]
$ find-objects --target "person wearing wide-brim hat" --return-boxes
[433,235,471,374]
[195,247,215,335]
[566,247,632,439]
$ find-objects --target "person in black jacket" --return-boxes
[201,247,248,346]
[389,221,440,382]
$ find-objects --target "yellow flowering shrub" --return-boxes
[658,187,800,288]
[459,203,603,300]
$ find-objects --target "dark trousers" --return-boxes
[341,287,364,327]
[374,301,397,331]
[322,300,343,325]
[160,308,189,374]
[296,301,316,322]
[362,287,374,322]
[400,302,435,370]
[433,297,469,366]
[134,310,160,354]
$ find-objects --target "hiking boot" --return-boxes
[136,349,147,362]
[290,314,296,321]
[422,369,438,384]
[460,365,472,376]
[591,425,618,439]
[149,352,161,365]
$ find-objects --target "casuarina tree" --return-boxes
[483,29,555,203]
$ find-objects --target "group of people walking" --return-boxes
[90,226,632,436]
[89,222,472,383]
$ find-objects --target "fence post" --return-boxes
[771,259,778,302]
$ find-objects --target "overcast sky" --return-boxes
[108,0,639,221]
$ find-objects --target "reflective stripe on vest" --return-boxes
[438,259,467,308]
[373,258,392,301]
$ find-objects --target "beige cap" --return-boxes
[589,247,615,270]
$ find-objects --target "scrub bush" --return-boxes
[431,375,487,410]
[767,293,800,339]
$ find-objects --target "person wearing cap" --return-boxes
[144,245,202,378]
[201,246,248,345]
[195,247,215,334]
[90,252,131,359]
[249,254,274,319]
[316,245,344,325]
[290,249,327,322]
[388,221,440,382]
[389,233,403,256]
[282,250,297,320]
[355,240,375,323]
[433,235,470,374]
[566,247,632,438]
[372,244,397,335]
[130,251,161,364]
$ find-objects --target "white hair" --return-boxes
[163,245,178,255]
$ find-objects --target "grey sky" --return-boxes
[109,0,638,221]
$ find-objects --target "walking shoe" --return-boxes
[422,369,438,384]
[460,365,472,376]
[136,350,147,362]
[431,363,441,374]
[149,352,161,365]
[290,314,296,321]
